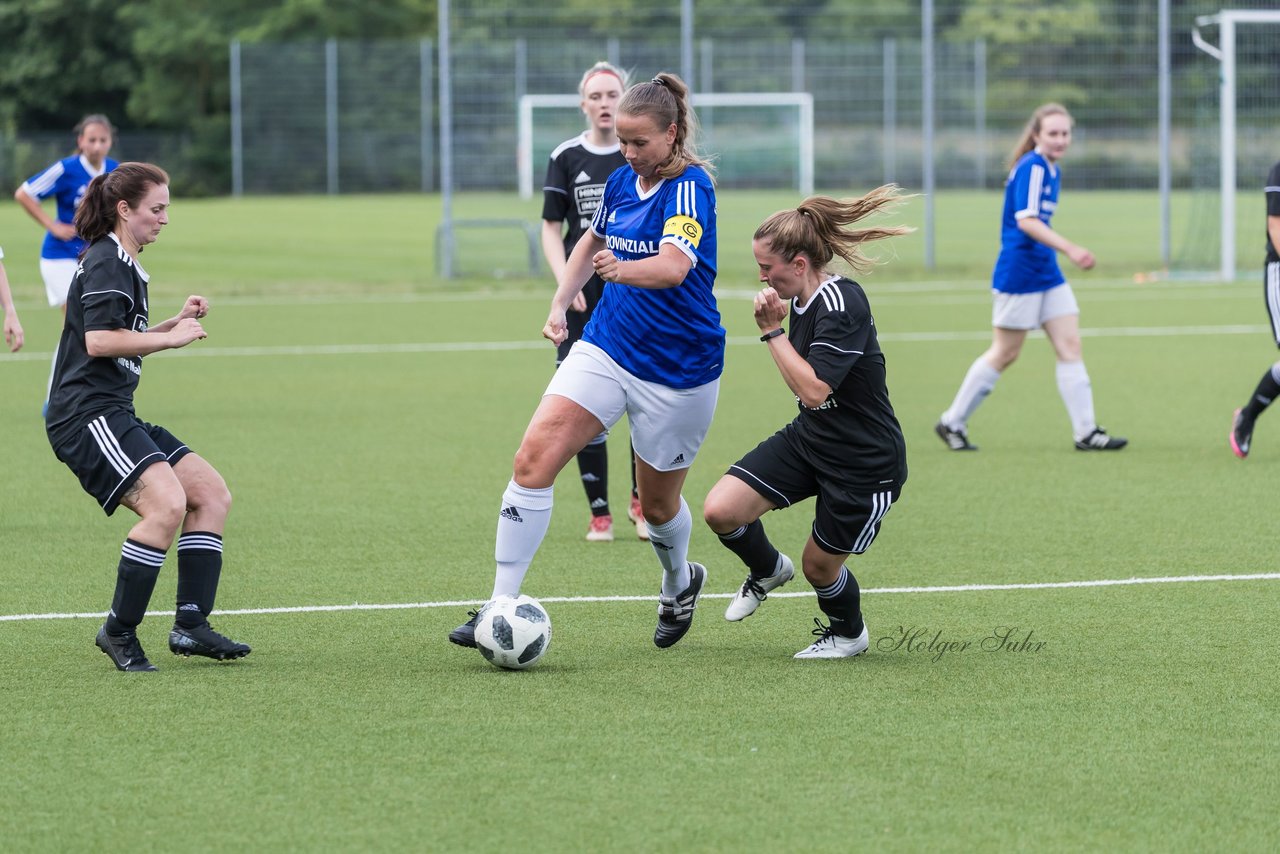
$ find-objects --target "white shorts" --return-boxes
[545,340,719,471]
[41,258,79,307]
[991,283,1079,330]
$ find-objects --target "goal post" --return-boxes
[518,91,814,200]
[1191,9,1280,280]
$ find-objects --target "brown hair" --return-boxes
[1008,103,1073,169]
[753,185,913,274]
[74,162,170,246]
[617,72,713,181]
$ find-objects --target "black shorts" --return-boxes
[51,410,190,516]
[728,426,902,556]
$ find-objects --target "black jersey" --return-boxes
[46,234,151,449]
[542,133,627,253]
[1267,161,1280,264]
[786,275,907,488]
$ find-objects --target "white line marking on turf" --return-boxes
[3,572,1277,623]
[3,324,1270,363]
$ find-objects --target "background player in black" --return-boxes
[1230,159,1280,458]
[540,61,648,542]
[703,188,911,659]
[46,162,249,672]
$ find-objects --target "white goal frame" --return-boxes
[518,91,814,200]
[1192,9,1280,280]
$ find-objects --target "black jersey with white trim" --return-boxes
[787,275,907,487]
[46,234,151,448]
[1266,160,1280,264]
[542,133,626,255]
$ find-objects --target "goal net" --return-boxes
[1185,10,1280,280]
[518,92,814,200]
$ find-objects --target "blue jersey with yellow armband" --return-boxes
[582,164,723,388]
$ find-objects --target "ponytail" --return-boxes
[754,185,913,274]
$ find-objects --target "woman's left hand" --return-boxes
[753,287,788,332]
[592,250,620,283]
[181,296,210,319]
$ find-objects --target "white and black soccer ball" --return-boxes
[474,594,552,670]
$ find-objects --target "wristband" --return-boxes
[759,327,785,342]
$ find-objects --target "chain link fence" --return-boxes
[220,2,1275,199]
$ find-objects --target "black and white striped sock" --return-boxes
[104,539,166,634]
[175,531,223,629]
[813,566,863,638]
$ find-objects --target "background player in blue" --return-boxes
[450,72,723,651]
[15,114,118,410]
[47,162,249,672]
[1229,159,1280,458]
[0,246,25,352]
[541,61,648,543]
[935,103,1126,453]
[703,188,911,659]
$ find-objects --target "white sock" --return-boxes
[1056,360,1096,440]
[941,357,1001,428]
[491,479,554,599]
[646,496,692,596]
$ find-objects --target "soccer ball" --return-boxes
[474,594,552,670]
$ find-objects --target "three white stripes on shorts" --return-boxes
[88,416,135,478]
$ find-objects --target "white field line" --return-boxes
[2,323,1269,363]
[3,572,1278,623]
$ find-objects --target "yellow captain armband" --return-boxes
[663,215,702,248]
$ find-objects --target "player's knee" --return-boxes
[186,472,232,520]
[702,492,742,534]
[511,442,560,488]
[146,494,187,536]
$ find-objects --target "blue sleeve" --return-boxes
[658,175,713,263]
[1010,158,1043,220]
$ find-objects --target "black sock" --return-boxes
[1242,363,1280,420]
[814,566,863,637]
[175,532,223,629]
[103,539,166,634]
[576,441,610,517]
[629,441,639,500]
[716,519,781,578]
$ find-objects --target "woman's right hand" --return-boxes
[50,222,76,241]
[169,317,207,348]
[1066,245,1096,270]
[543,307,568,346]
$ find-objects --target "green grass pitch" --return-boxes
[1,191,1278,851]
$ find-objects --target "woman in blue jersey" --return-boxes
[540,61,648,544]
[704,189,911,659]
[451,72,723,651]
[15,114,118,410]
[935,103,1126,452]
